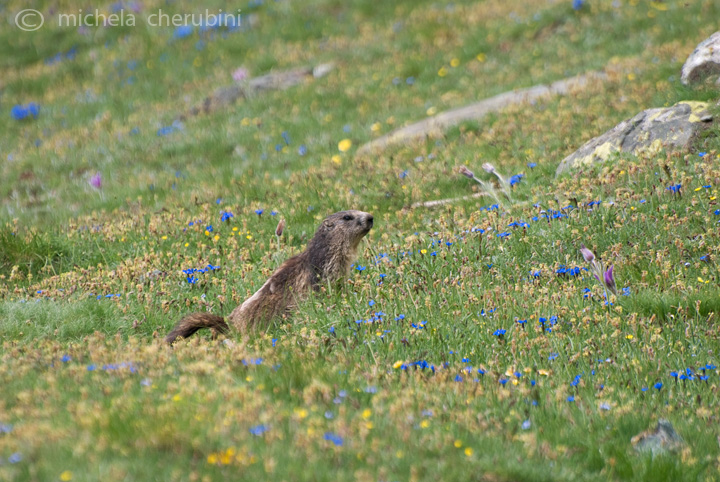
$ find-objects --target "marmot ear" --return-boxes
[323,219,335,229]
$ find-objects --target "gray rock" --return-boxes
[682,32,720,85]
[631,419,685,457]
[556,101,714,175]
[181,63,334,118]
[357,71,607,155]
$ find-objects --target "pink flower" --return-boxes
[90,172,102,189]
[232,67,249,82]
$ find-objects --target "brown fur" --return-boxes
[165,210,373,343]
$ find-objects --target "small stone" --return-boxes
[631,419,685,457]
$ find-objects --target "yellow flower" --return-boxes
[465,447,473,457]
[420,249,427,254]
[450,58,460,67]
[213,235,220,241]
[627,73,636,81]
[60,471,73,481]
[426,106,437,116]
[649,1,668,10]
[393,360,404,369]
[438,67,448,77]
[204,230,210,236]
[207,453,218,464]
[331,155,342,165]
[366,422,374,429]
[420,420,430,428]
[454,440,462,448]
[294,407,308,419]
[538,369,550,376]
[476,53,486,62]
[626,334,634,340]
[246,235,252,240]
[161,235,167,240]
[232,227,239,231]
[362,409,372,419]
[338,139,352,152]
[371,122,382,132]
[172,394,182,402]
[184,242,189,247]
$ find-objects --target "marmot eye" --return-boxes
[343,215,353,221]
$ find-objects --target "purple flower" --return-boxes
[604,265,617,296]
[90,172,102,189]
[459,166,474,179]
[579,244,595,263]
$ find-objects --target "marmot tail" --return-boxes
[165,313,230,344]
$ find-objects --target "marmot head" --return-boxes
[317,210,374,247]
[305,210,373,283]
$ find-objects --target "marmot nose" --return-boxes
[366,215,374,226]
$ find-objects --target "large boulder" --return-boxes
[682,32,720,85]
[556,101,714,175]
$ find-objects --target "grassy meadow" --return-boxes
[2,0,720,480]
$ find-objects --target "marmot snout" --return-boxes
[165,210,373,343]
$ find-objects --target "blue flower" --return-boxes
[527,162,537,168]
[220,211,234,222]
[455,375,463,382]
[567,396,575,402]
[186,276,198,284]
[61,354,71,363]
[174,25,194,39]
[272,338,278,347]
[654,382,663,390]
[493,329,506,336]
[249,424,268,436]
[572,0,584,10]
[499,379,508,386]
[666,184,681,193]
[8,452,22,464]
[328,326,335,333]
[508,174,524,186]
[368,300,375,307]
[298,144,307,156]
[521,420,531,430]
[255,209,264,215]
[11,103,40,120]
[323,432,343,446]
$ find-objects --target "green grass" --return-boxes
[2,0,720,480]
